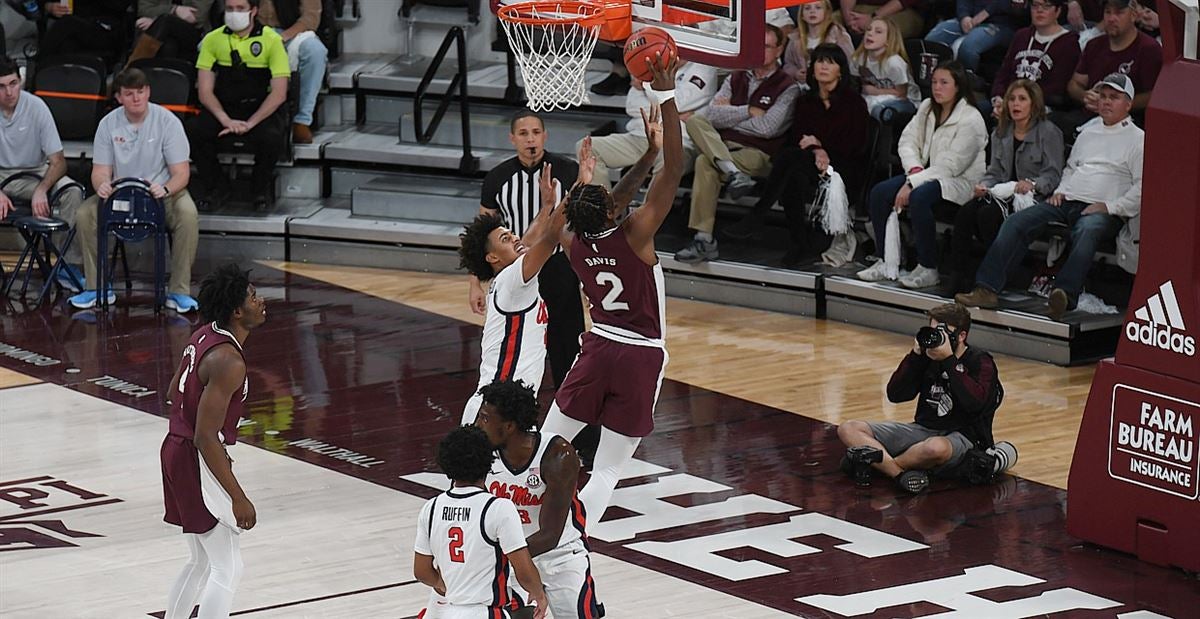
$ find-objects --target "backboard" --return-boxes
[630,0,811,69]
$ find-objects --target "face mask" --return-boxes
[225,10,251,31]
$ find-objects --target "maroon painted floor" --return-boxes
[1,267,1196,617]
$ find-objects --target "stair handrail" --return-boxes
[407,25,478,174]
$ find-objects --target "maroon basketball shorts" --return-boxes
[161,434,220,534]
[554,332,668,437]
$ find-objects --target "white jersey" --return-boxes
[486,431,585,549]
[464,255,549,423]
[414,487,528,609]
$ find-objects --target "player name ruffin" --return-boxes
[442,506,471,521]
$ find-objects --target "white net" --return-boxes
[499,2,604,112]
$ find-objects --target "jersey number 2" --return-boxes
[448,527,465,563]
[595,272,629,311]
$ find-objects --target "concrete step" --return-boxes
[351,175,481,222]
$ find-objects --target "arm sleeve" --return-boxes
[887,352,930,403]
[908,110,988,188]
[480,170,502,211]
[488,499,529,555]
[1031,123,1065,196]
[139,0,172,18]
[1107,137,1143,218]
[36,100,64,158]
[941,352,999,415]
[162,112,191,165]
[267,39,291,78]
[980,129,1005,187]
[676,65,718,113]
[702,77,750,129]
[196,33,217,71]
[897,102,929,172]
[92,118,114,167]
[414,499,434,555]
[730,84,800,139]
[295,0,322,32]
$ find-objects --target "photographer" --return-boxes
[837,303,1013,493]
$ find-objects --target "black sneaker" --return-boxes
[590,72,630,97]
[896,470,929,494]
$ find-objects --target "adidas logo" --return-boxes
[1125,280,1195,357]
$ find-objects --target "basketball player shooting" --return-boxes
[540,50,683,528]
[458,168,568,425]
[160,264,268,619]
[414,426,549,619]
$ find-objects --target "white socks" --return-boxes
[716,159,739,175]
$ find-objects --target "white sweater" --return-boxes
[1056,116,1144,218]
[624,62,719,150]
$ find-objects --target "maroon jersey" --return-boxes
[570,227,666,344]
[168,322,247,444]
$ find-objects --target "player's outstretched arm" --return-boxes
[193,346,256,530]
[525,437,582,557]
[508,548,549,619]
[625,51,683,258]
[520,163,569,282]
[413,553,447,596]
[609,124,660,219]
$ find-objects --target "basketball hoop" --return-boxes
[498,1,625,112]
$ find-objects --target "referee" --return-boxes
[471,110,584,390]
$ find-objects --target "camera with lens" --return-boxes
[916,325,950,350]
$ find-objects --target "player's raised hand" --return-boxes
[647,50,678,92]
[539,162,561,211]
[641,104,663,152]
[576,136,596,186]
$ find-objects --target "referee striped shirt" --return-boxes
[480,153,579,237]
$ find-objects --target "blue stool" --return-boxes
[2,216,81,304]
[96,178,168,312]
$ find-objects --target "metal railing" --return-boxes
[406,26,478,174]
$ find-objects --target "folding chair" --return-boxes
[0,171,85,303]
[95,178,168,312]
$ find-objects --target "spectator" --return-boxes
[957,73,1141,320]
[127,0,215,65]
[839,0,925,40]
[36,0,132,63]
[990,0,1080,114]
[925,0,1018,71]
[851,18,921,119]
[0,55,84,287]
[255,0,329,144]
[582,60,716,189]
[945,79,1064,295]
[859,61,988,289]
[69,69,198,312]
[190,0,291,210]
[783,0,855,83]
[1066,0,1104,31]
[725,45,869,266]
[674,24,800,264]
[1059,0,1162,132]
[1133,0,1160,38]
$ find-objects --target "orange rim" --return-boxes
[496,1,608,28]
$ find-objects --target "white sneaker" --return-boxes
[900,264,940,289]
[857,261,893,282]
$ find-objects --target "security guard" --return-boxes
[190,0,290,210]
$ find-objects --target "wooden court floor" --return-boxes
[1,260,1195,618]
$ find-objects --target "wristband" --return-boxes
[647,88,676,105]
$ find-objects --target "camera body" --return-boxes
[846,445,884,487]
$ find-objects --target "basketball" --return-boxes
[623,27,677,84]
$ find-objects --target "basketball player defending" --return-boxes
[541,51,683,527]
[414,426,549,619]
[476,379,600,618]
[160,264,267,618]
[458,169,568,424]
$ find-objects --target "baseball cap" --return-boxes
[1095,72,1135,99]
